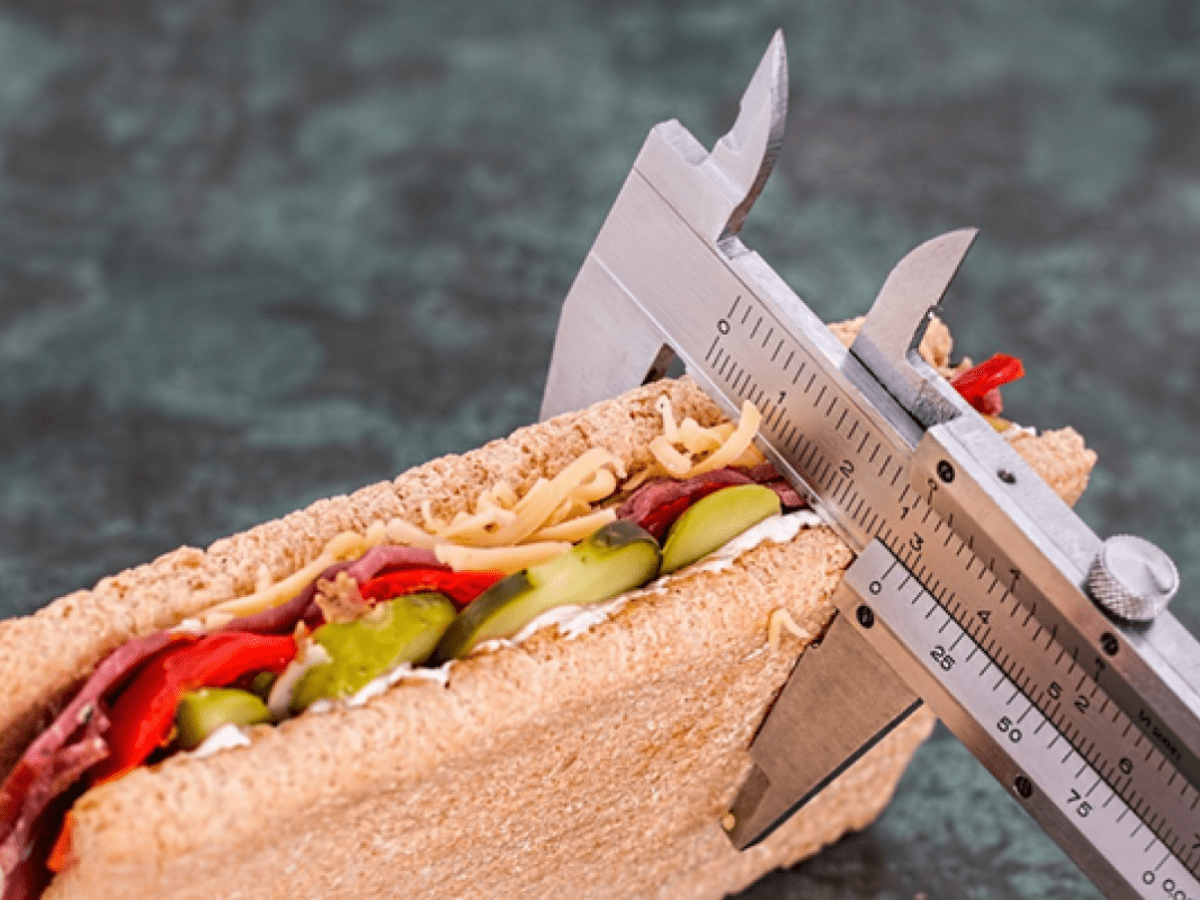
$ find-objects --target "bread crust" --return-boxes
[1,323,1098,899]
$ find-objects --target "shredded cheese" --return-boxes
[436,506,518,544]
[483,481,520,509]
[572,467,617,504]
[647,435,694,478]
[688,401,761,476]
[420,500,447,533]
[363,520,388,547]
[656,395,681,444]
[648,399,763,480]
[384,517,439,549]
[482,447,624,546]
[512,478,551,515]
[731,443,767,469]
[201,530,370,623]
[435,541,573,575]
[531,508,618,543]
[767,607,809,652]
[619,464,665,493]
[678,417,723,454]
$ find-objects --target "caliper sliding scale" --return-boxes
[539,33,1200,900]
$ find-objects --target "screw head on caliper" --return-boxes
[1087,534,1180,623]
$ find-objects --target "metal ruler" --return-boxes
[539,32,1200,900]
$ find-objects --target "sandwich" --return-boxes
[0,317,1097,899]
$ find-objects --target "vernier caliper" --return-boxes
[539,31,1200,900]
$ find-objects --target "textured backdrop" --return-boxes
[2,3,1198,898]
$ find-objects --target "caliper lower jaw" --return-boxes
[724,588,921,851]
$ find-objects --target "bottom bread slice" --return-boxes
[30,377,1095,899]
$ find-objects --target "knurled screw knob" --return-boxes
[1086,535,1179,623]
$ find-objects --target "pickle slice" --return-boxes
[660,483,781,574]
[176,687,271,750]
[290,591,457,712]
[433,520,660,661]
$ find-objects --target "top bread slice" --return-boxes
[0,321,1097,899]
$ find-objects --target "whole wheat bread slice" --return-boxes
[0,322,1097,899]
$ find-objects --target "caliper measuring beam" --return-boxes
[539,32,1200,900]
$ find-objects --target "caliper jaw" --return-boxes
[539,32,788,421]
[725,602,922,850]
[849,228,979,430]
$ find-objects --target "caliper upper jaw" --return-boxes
[659,28,788,245]
[849,228,979,430]
[539,32,789,420]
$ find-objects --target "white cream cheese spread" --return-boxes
[187,722,252,759]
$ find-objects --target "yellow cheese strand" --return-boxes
[531,508,618,543]
[435,506,518,544]
[678,417,723,454]
[383,517,439,550]
[435,541,573,575]
[648,435,694,478]
[687,401,761,476]
[201,530,369,623]
[656,394,680,443]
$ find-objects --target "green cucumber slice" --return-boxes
[660,483,781,574]
[433,520,660,661]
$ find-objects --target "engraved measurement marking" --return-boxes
[877,543,1200,884]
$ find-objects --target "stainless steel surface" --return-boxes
[540,32,788,420]
[537,31,1200,899]
[725,611,921,850]
[840,541,1200,900]
[911,419,1200,790]
[1088,536,1181,623]
[848,228,978,429]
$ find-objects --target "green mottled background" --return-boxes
[1,2,1197,897]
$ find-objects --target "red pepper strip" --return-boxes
[618,468,756,541]
[45,813,73,874]
[88,632,296,785]
[950,353,1025,416]
[359,568,506,608]
[638,481,737,541]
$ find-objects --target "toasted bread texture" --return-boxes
[0,320,1097,899]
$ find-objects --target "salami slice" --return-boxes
[618,465,807,540]
[0,630,192,889]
